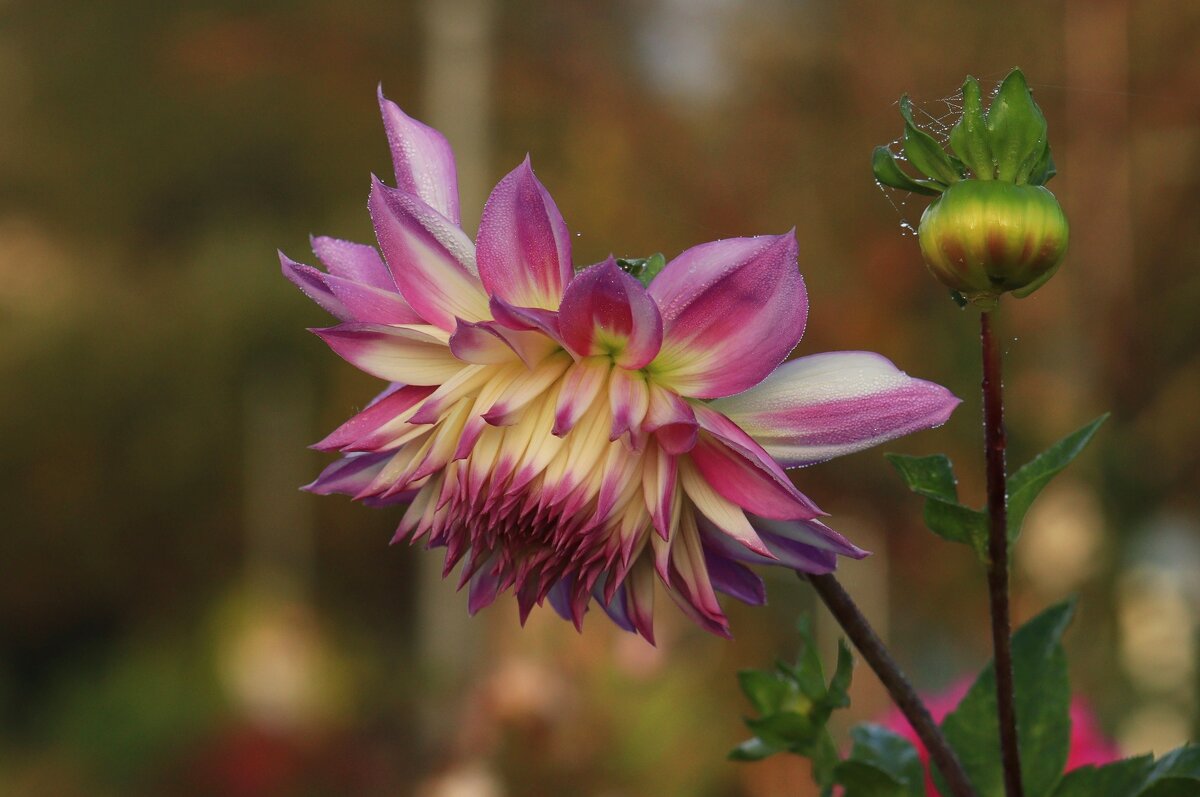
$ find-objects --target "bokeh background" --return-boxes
[3,1,1198,795]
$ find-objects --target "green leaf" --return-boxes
[1028,142,1057,186]
[938,601,1075,797]
[746,711,821,748]
[834,760,911,797]
[885,453,959,501]
[615,252,667,287]
[1007,415,1109,544]
[737,669,792,715]
[729,736,784,762]
[900,96,964,185]
[872,146,943,196]
[827,640,854,709]
[1052,756,1154,797]
[885,454,989,559]
[1140,780,1200,797]
[845,724,926,797]
[985,69,1049,183]
[1142,745,1200,787]
[949,75,994,178]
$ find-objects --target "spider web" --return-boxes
[876,85,966,236]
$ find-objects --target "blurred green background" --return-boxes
[2,1,1198,795]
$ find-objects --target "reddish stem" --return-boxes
[981,310,1023,797]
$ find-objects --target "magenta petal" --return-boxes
[377,87,461,224]
[711,351,961,467]
[489,296,563,341]
[313,322,462,385]
[304,452,392,496]
[369,177,489,331]
[558,257,663,368]
[701,547,767,605]
[313,384,436,451]
[311,235,395,291]
[476,157,573,311]
[323,271,425,325]
[643,384,698,454]
[648,233,807,398]
[280,252,349,319]
[448,319,519,364]
[688,404,823,520]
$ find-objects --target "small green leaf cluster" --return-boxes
[731,620,928,795]
[734,601,1200,797]
[872,69,1055,196]
[614,252,666,286]
[886,414,1109,563]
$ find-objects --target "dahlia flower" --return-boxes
[282,89,960,641]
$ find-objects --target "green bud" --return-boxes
[874,69,1068,306]
[917,180,1068,309]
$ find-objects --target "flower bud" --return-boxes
[917,180,1068,308]
[872,69,1069,308]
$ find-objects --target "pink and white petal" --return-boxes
[313,322,463,385]
[752,515,868,559]
[678,459,774,558]
[641,442,677,540]
[553,356,610,436]
[476,157,573,311]
[377,87,461,225]
[311,235,395,291]
[624,556,657,643]
[448,320,521,365]
[324,271,425,325]
[700,517,841,573]
[647,233,807,398]
[558,257,663,368]
[643,383,698,454]
[482,351,572,426]
[488,295,563,341]
[369,178,489,331]
[688,404,824,520]
[711,351,960,467]
[608,367,650,442]
[280,252,349,319]
[303,452,392,496]
[312,384,436,451]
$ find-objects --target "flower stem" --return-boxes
[806,573,978,797]
[980,310,1023,797]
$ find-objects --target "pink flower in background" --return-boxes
[883,682,1121,795]
[281,89,960,640]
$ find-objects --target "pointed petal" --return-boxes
[303,452,392,496]
[476,157,573,310]
[648,233,807,398]
[701,547,767,605]
[643,383,698,454]
[369,177,489,331]
[312,322,463,385]
[553,356,610,436]
[281,252,348,319]
[608,368,649,442]
[678,459,774,558]
[711,351,961,467]
[448,319,521,365]
[324,271,424,324]
[377,87,460,224]
[624,556,657,643]
[558,257,663,368]
[311,235,395,290]
[313,384,436,451]
[688,404,823,520]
